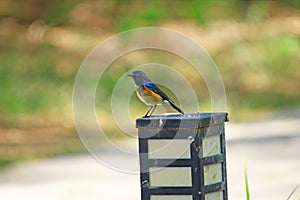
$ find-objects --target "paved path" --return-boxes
[0,117,299,200]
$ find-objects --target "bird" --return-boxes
[128,70,184,117]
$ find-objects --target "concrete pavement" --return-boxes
[0,117,299,200]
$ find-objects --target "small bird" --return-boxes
[128,70,184,117]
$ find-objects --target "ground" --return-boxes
[0,116,299,200]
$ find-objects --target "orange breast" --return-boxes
[143,86,161,98]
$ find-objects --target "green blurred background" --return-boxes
[0,0,299,167]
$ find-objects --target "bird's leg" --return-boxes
[148,105,157,116]
[144,106,153,117]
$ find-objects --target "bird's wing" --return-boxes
[144,83,184,114]
[144,82,171,101]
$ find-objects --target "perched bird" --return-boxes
[128,70,184,117]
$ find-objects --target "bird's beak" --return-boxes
[127,73,133,77]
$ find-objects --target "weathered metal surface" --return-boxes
[137,113,228,200]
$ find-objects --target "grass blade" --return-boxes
[244,160,250,200]
[286,184,299,200]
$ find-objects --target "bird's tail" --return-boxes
[165,100,184,114]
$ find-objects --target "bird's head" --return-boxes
[128,70,151,86]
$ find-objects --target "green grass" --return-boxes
[1,1,299,120]
[286,185,299,200]
[244,161,250,200]
[0,0,300,166]
[244,161,299,200]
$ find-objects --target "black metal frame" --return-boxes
[137,113,228,200]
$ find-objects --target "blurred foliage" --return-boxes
[0,0,299,166]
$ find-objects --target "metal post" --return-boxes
[136,113,228,200]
